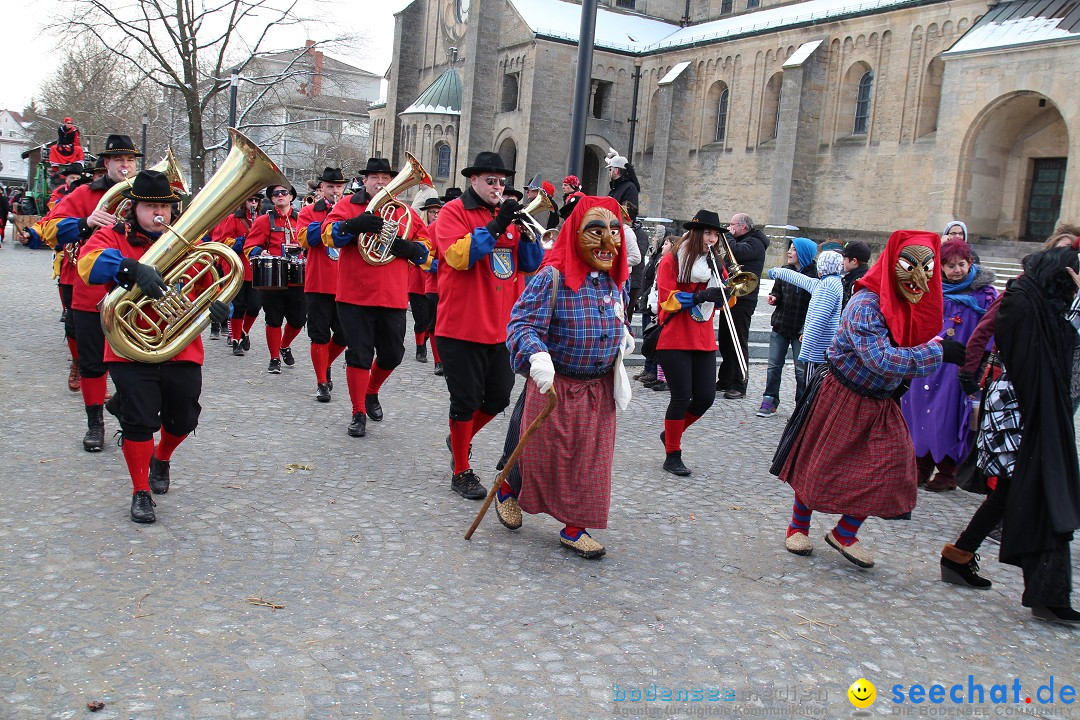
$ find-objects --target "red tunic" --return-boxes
[322,192,431,310]
[655,252,718,352]
[423,217,440,294]
[297,199,337,296]
[43,183,109,311]
[211,211,254,281]
[434,196,531,344]
[80,226,205,365]
[244,208,301,258]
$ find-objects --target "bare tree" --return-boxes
[51,0,356,192]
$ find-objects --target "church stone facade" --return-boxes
[369,0,1078,243]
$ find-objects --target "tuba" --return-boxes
[358,151,434,265]
[100,129,287,363]
[515,189,558,249]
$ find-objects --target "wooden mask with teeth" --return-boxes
[895,244,934,304]
[577,206,622,272]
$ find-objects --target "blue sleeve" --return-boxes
[506,268,554,373]
[426,258,439,273]
[56,217,85,248]
[769,267,819,295]
[674,291,697,309]
[306,221,323,247]
[517,235,544,273]
[24,227,43,249]
[468,226,498,267]
[231,236,245,253]
[331,221,356,248]
[89,248,126,285]
[248,246,262,258]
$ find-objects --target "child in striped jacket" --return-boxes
[767,250,845,383]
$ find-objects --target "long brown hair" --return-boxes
[673,228,720,283]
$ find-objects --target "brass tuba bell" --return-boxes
[95,147,189,217]
[358,152,434,265]
[99,129,287,363]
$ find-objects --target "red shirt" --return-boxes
[655,252,718,352]
[322,191,431,310]
[244,208,301,258]
[48,182,109,311]
[434,194,532,344]
[297,199,338,296]
[80,225,205,365]
[212,211,255,281]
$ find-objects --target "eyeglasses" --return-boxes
[945,231,965,237]
[271,190,291,197]
[481,177,507,187]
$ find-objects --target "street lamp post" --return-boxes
[227,69,240,151]
[140,113,149,170]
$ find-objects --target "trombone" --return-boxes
[706,250,747,386]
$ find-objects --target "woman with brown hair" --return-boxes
[654,210,729,476]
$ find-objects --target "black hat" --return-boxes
[98,134,143,157]
[248,191,265,201]
[266,183,297,200]
[461,151,515,178]
[419,196,444,211]
[60,163,84,176]
[358,157,395,176]
[503,184,524,201]
[441,187,463,202]
[317,167,346,183]
[525,172,543,191]
[92,155,105,170]
[120,169,182,203]
[842,241,872,263]
[683,209,725,232]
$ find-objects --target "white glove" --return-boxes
[529,351,555,394]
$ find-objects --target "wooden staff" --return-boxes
[465,388,557,540]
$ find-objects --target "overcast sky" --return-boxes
[1,0,413,113]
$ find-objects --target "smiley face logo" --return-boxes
[848,678,876,709]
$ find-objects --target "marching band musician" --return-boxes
[244,183,306,374]
[434,151,543,500]
[79,169,230,523]
[46,163,88,392]
[297,167,349,403]
[25,133,142,453]
[48,163,87,210]
[427,188,463,376]
[409,196,443,364]
[322,157,433,439]
[211,193,263,355]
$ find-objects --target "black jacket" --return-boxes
[609,177,639,221]
[727,227,769,311]
[842,263,869,308]
[769,262,816,340]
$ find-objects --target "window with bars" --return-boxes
[721,0,733,13]
[854,71,873,134]
[715,88,729,142]
[436,144,451,178]
[615,0,635,7]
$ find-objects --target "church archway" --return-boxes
[956,92,1068,241]
[496,137,518,178]
[582,145,604,195]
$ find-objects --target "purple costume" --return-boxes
[901,266,997,463]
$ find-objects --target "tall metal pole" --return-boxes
[567,0,598,178]
[227,69,240,151]
[140,113,148,170]
[627,67,642,161]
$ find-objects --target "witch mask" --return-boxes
[895,244,935,304]
[577,206,622,272]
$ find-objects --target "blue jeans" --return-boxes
[763,331,805,402]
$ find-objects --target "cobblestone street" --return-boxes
[1,239,1077,720]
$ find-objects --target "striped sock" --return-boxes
[787,496,812,537]
[832,515,866,546]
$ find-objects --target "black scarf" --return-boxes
[995,248,1080,566]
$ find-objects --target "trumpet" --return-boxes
[515,189,558,248]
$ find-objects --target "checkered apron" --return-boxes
[779,373,918,518]
[517,373,616,528]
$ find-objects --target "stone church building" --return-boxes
[369,0,1079,243]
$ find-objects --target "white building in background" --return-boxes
[0,110,32,188]
[247,43,382,187]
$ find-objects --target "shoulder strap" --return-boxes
[549,267,560,316]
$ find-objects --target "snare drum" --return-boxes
[287,256,306,287]
[252,255,288,290]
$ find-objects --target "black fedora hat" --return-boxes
[120,169,182,203]
[358,157,395,176]
[317,167,346,183]
[265,183,297,200]
[461,151,515,178]
[441,187,463,202]
[419,196,444,211]
[98,134,144,157]
[684,209,725,232]
[60,163,84,176]
[503,184,524,201]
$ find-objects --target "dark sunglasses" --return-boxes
[271,190,291,197]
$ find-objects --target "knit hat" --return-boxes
[943,220,968,240]
[816,250,844,277]
[563,175,581,190]
[789,237,818,271]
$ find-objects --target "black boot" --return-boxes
[1031,606,1080,625]
[130,490,156,523]
[416,344,428,363]
[148,456,171,495]
[663,451,691,476]
[365,393,383,421]
[316,383,331,403]
[326,365,334,392]
[940,544,991,589]
[433,362,444,376]
[348,412,367,437]
[83,405,105,452]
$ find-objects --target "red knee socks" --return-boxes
[682,413,702,431]
[449,418,473,474]
[67,337,79,361]
[664,418,684,453]
[242,314,257,334]
[345,366,370,414]
[81,374,107,407]
[311,343,329,383]
[368,363,392,395]
[154,430,187,461]
[414,331,426,348]
[123,439,154,493]
[430,336,441,363]
[265,326,282,359]
[470,411,497,438]
[329,340,347,364]
[229,318,243,342]
[281,323,301,350]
